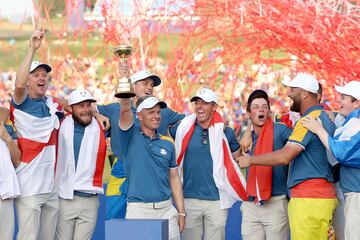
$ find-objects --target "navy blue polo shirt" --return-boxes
[247,123,292,197]
[170,122,240,200]
[118,124,177,203]
[287,105,336,188]
[97,102,184,178]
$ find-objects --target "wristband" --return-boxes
[178,212,186,217]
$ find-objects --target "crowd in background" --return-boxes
[0,48,335,136]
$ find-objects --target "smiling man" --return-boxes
[55,89,106,240]
[118,95,185,240]
[238,90,292,240]
[238,73,338,240]
[96,70,184,220]
[11,31,64,240]
[170,88,247,240]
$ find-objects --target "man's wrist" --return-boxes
[178,212,186,217]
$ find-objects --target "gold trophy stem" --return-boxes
[114,45,135,98]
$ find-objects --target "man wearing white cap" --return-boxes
[302,80,360,239]
[0,108,21,240]
[238,73,338,240]
[118,95,185,240]
[97,69,184,220]
[11,31,64,240]
[55,89,106,240]
[169,88,247,240]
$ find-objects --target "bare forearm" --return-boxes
[170,173,185,213]
[53,97,71,112]
[250,150,289,166]
[250,143,302,166]
[0,107,9,123]
[119,99,133,130]
[14,48,36,103]
[5,140,21,168]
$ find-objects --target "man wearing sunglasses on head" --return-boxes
[169,88,247,240]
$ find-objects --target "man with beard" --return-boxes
[96,70,184,220]
[302,80,360,239]
[238,90,292,240]
[238,73,337,240]
[11,31,64,240]
[170,88,247,240]
[55,89,106,240]
[118,95,185,240]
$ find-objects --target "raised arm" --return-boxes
[119,99,133,130]
[13,31,44,104]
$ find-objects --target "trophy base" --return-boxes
[114,92,136,98]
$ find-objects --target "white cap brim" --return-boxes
[137,97,167,112]
[30,62,52,73]
[335,84,360,100]
[68,89,97,105]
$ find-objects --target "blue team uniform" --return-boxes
[97,102,184,219]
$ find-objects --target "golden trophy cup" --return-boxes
[113,44,136,98]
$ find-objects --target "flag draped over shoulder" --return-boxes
[175,112,248,209]
[246,117,274,203]
[329,109,360,167]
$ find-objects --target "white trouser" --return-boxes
[182,198,228,240]
[0,198,15,240]
[15,189,59,240]
[55,195,99,240]
[333,182,345,240]
[241,196,289,240]
[344,192,360,240]
[126,199,180,240]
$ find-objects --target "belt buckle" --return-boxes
[152,202,160,209]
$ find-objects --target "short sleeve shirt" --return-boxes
[170,123,240,200]
[287,105,336,188]
[118,124,177,203]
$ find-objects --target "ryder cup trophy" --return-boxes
[113,44,135,98]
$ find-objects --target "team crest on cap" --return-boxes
[80,91,87,97]
[160,148,167,156]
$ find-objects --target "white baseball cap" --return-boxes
[131,70,161,87]
[282,73,319,94]
[68,89,97,105]
[136,96,167,113]
[335,80,360,100]
[190,88,218,104]
[30,61,52,73]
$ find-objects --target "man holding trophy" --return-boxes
[97,45,184,220]
[107,45,185,240]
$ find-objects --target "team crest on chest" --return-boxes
[160,148,167,155]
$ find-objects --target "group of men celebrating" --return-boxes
[0,30,359,240]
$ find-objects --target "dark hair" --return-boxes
[318,83,323,96]
[246,89,269,112]
[136,95,154,108]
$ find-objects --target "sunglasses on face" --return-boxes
[201,129,208,145]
